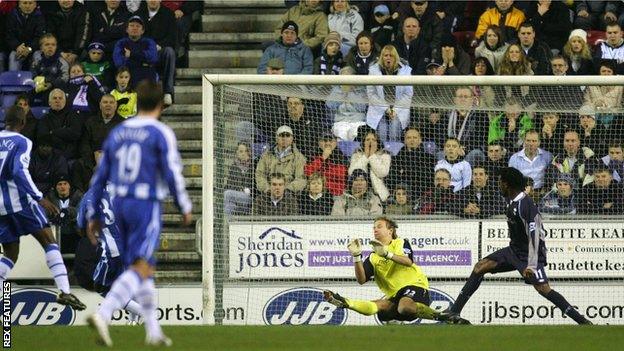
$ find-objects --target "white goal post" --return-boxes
[201,74,624,326]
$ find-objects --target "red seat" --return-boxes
[587,30,606,47]
[452,31,476,56]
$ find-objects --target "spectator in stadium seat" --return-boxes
[162,0,203,59]
[313,31,345,75]
[385,184,413,215]
[435,138,472,193]
[516,22,552,75]
[91,0,131,55]
[345,31,378,75]
[326,67,367,141]
[113,16,158,91]
[65,63,106,115]
[30,34,69,97]
[387,127,435,200]
[488,96,534,154]
[136,0,176,106]
[110,66,138,118]
[46,0,91,65]
[578,167,623,214]
[258,21,314,75]
[598,142,624,183]
[538,112,567,156]
[539,173,578,215]
[416,108,446,152]
[395,1,443,61]
[29,134,69,194]
[253,172,300,216]
[304,132,348,196]
[470,58,497,108]
[454,165,504,218]
[524,0,572,53]
[46,175,83,254]
[366,45,413,142]
[256,125,307,194]
[36,88,84,161]
[277,0,329,53]
[508,130,553,194]
[546,130,594,189]
[536,55,585,110]
[282,97,324,159]
[438,33,471,76]
[483,142,508,178]
[593,22,624,75]
[562,29,596,76]
[584,60,623,120]
[414,168,455,214]
[498,43,533,101]
[81,42,113,92]
[475,25,510,74]
[577,105,607,157]
[474,0,526,44]
[79,94,123,169]
[348,130,391,202]
[299,172,333,215]
[331,168,383,216]
[14,94,38,144]
[224,142,255,216]
[328,0,363,57]
[390,17,430,75]
[443,86,490,164]
[6,0,45,71]
[369,4,397,49]
[574,1,624,31]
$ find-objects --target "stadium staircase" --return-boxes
[156,0,285,284]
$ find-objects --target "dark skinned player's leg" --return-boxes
[534,282,591,324]
[451,258,498,314]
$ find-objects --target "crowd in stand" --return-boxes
[225,0,624,218]
[0,0,200,253]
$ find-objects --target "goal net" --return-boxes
[202,74,624,326]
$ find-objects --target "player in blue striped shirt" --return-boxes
[77,184,142,324]
[0,106,85,310]
[86,81,192,347]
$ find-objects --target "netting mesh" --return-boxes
[209,80,624,326]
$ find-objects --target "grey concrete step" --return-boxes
[190,32,274,44]
[174,86,203,105]
[182,158,202,177]
[176,68,256,85]
[155,251,201,263]
[164,103,202,116]
[163,194,202,214]
[205,0,284,8]
[188,50,262,69]
[202,13,281,33]
[155,270,201,283]
[162,213,200,224]
[168,120,202,139]
[159,232,197,252]
[178,140,202,152]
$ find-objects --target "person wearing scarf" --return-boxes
[314,31,344,75]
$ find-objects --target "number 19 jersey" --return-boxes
[89,117,192,216]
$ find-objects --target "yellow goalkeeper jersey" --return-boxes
[365,238,429,298]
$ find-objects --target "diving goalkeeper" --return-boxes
[324,216,468,324]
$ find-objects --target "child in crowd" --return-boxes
[65,63,105,115]
[81,42,113,91]
[110,67,137,118]
[314,32,344,75]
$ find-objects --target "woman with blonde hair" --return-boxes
[562,29,595,75]
[366,44,413,142]
[328,0,364,56]
[498,44,533,100]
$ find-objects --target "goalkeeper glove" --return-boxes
[370,239,394,259]
[347,239,362,262]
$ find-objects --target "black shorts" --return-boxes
[486,247,548,285]
[378,286,431,322]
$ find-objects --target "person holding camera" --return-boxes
[46,175,83,254]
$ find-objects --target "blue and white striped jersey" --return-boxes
[88,117,192,219]
[77,186,121,258]
[0,131,43,215]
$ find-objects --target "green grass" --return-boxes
[10,325,624,351]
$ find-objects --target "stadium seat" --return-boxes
[0,108,5,126]
[252,142,268,158]
[1,94,17,108]
[383,141,404,156]
[587,30,606,47]
[0,71,34,93]
[30,107,50,119]
[422,141,437,155]
[337,141,360,157]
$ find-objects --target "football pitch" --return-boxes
[10,325,624,351]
